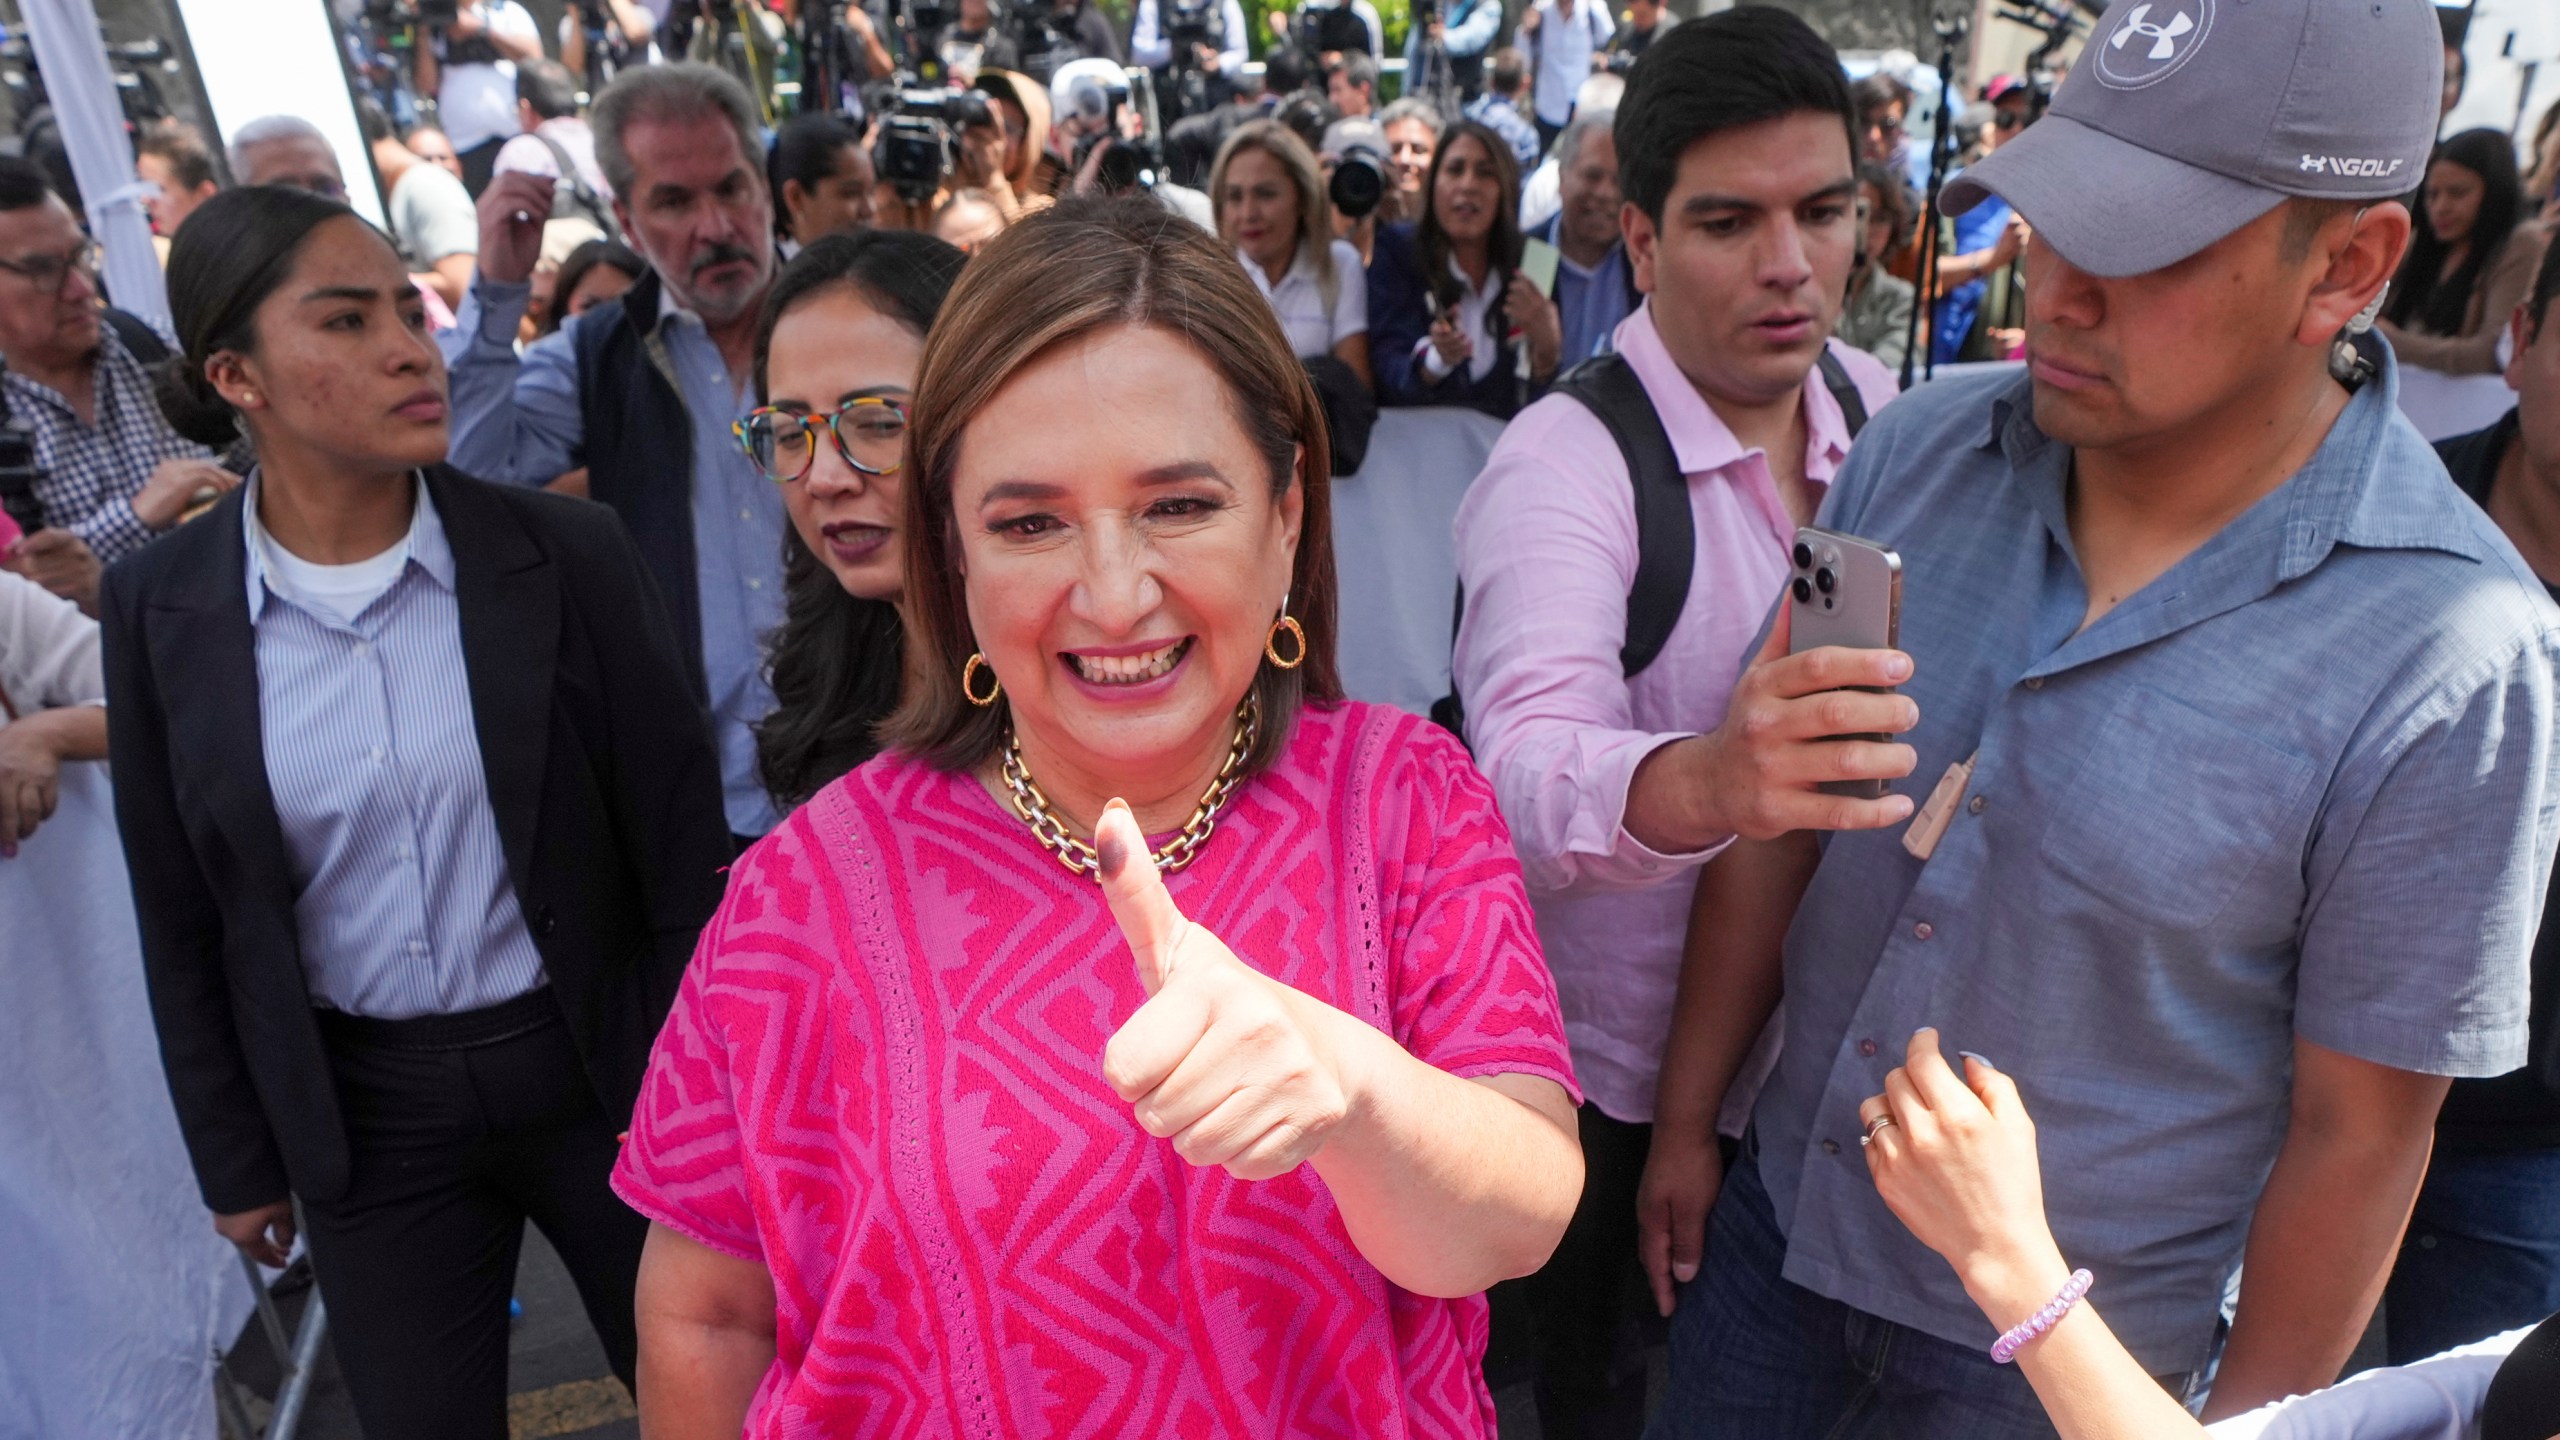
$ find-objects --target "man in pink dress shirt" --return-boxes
[1449,12,1910,1436]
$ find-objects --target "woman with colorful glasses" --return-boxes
[620,197,1585,1437]
[734,231,968,812]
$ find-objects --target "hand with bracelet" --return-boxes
[1861,1029,2211,1440]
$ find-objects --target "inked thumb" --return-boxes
[1095,799,1184,996]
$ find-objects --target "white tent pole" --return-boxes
[17,0,168,332]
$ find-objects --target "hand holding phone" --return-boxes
[1787,527,1904,800]
[1679,530,1920,841]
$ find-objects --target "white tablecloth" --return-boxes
[0,762,248,1439]
[1327,407,1511,717]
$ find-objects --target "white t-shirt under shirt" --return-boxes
[253,506,415,627]
[437,1,540,153]
[1241,239,1369,362]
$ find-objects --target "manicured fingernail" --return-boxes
[1885,653,1912,681]
[1673,1262,1697,1282]
[1960,1051,1995,1071]
[1916,1026,1937,1039]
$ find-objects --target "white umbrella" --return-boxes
[15,0,167,332]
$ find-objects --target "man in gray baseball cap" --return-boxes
[1645,1,2560,1435]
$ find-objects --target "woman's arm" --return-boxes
[635,1222,778,1438]
[1094,802,1583,1298]
[1861,1032,2208,1440]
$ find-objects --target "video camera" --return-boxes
[875,85,994,203]
[1163,0,1220,60]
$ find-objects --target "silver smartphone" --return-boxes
[1787,526,1904,800]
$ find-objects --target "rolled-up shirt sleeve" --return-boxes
[1451,403,1722,896]
[443,278,585,486]
[2296,610,2560,1077]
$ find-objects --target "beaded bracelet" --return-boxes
[1990,1269,2094,1364]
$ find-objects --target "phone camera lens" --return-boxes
[1791,577,1813,604]
[1814,567,1836,594]
[1792,542,1813,570]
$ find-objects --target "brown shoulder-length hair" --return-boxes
[879,196,1344,776]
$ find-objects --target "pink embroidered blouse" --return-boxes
[614,700,1578,1437]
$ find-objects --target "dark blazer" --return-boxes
[101,467,732,1215]
[570,266,708,699]
[1366,220,1535,421]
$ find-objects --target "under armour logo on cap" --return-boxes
[2096,0,2212,89]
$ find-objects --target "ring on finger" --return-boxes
[1861,1114,1899,1147]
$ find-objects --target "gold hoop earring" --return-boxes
[1264,613,1307,671]
[961,652,1003,707]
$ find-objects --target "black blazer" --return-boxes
[1366,220,1536,421]
[101,467,732,1215]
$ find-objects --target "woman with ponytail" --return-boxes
[101,184,733,1440]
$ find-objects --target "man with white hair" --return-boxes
[448,64,788,847]
[1527,107,1632,364]
[226,115,349,202]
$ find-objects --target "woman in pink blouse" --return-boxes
[615,196,1585,1437]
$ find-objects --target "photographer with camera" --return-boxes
[1268,0,1382,59]
[1326,51,1379,120]
[560,0,664,91]
[1319,115,1384,263]
[1130,0,1246,125]
[929,0,1020,80]
[448,64,789,847]
[415,0,544,196]
[0,158,234,616]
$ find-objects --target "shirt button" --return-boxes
[1914,921,1934,940]
[407,940,427,956]
[1858,1038,1879,1058]
[740,508,753,521]
[354,641,371,658]
[1820,1139,1841,1156]
[746,577,762,590]
[1968,795,1987,815]
[396,843,414,860]
[2024,676,2045,690]
[370,745,387,763]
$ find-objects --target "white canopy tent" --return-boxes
[15,0,166,329]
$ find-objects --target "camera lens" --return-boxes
[1792,542,1813,570]
[1791,577,1812,605]
[1814,567,1836,594]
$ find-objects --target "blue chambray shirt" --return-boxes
[444,279,785,837]
[1755,351,2560,1376]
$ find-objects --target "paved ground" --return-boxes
[221,1229,635,1440]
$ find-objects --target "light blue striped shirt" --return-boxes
[243,474,548,1020]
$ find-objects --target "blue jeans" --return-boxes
[2384,1146,2560,1365]
[1645,1145,2061,1440]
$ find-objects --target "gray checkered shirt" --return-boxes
[4,319,216,563]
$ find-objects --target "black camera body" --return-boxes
[1328,141,1385,221]
[1164,0,1219,57]
[875,86,993,202]
[1296,0,1370,56]
[0,423,45,538]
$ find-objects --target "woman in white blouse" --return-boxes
[1211,120,1374,390]
[0,565,105,856]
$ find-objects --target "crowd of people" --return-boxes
[14,0,2560,1438]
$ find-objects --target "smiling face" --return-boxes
[614,111,776,324]
[949,323,1302,801]
[1384,118,1435,202]
[765,283,924,601]
[0,195,103,370]
[1432,131,1502,251]
[1627,109,1857,412]
[214,215,449,474]
[1560,127,1622,259]
[1220,145,1302,276]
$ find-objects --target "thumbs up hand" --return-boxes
[1096,799,1367,1182]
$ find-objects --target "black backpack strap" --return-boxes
[1553,353,1689,679]
[533,131,616,235]
[103,308,169,366]
[1817,346,1867,438]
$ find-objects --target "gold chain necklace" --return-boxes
[1000,696,1259,881]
